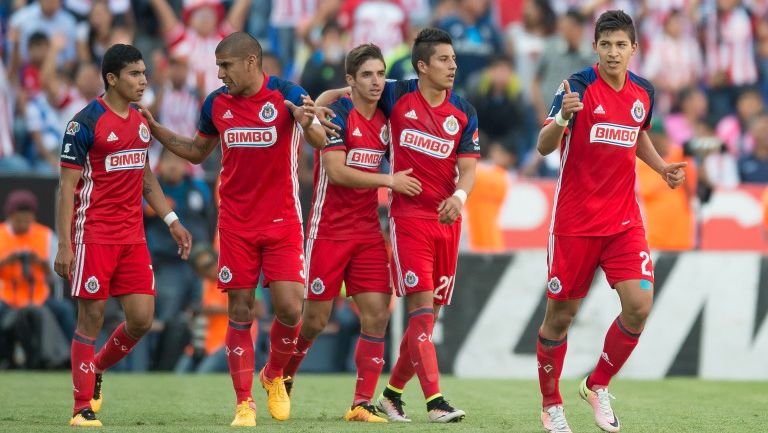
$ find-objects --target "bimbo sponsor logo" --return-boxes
[105,149,147,172]
[223,127,277,148]
[589,123,640,148]
[400,129,454,159]
[346,148,385,169]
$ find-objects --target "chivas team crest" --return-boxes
[85,276,100,294]
[259,102,277,123]
[218,266,232,283]
[139,122,151,143]
[443,115,459,135]
[310,277,325,295]
[380,124,390,145]
[631,99,645,122]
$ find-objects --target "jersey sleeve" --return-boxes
[197,91,219,137]
[378,79,417,117]
[272,77,308,120]
[458,104,480,157]
[323,101,349,152]
[60,117,94,170]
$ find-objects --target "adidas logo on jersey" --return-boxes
[352,127,362,137]
[405,110,418,120]
[107,132,118,142]
[593,105,606,115]
[223,110,233,119]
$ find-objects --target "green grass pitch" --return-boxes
[0,373,765,432]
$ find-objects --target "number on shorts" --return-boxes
[299,253,306,279]
[434,275,454,301]
[639,251,653,277]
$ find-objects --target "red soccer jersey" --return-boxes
[544,65,655,236]
[198,74,307,231]
[60,97,152,244]
[379,79,480,219]
[307,97,389,240]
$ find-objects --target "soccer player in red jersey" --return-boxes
[281,44,421,423]
[318,28,480,423]
[535,11,686,433]
[54,44,192,427]
[141,32,326,426]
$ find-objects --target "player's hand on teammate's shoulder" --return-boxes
[661,161,687,189]
[136,104,157,126]
[560,80,583,120]
[391,168,422,197]
[437,195,463,225]
[168,220,193,260]
[54,246,75,279]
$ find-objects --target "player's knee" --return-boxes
[126,316,153,337]
[361,309,390,334]
[624,303,651,328]
[228,301,254,322]
[78,307,104,330]
[543,313,575,337]
[302,315,327,338]
[274,305,302,326]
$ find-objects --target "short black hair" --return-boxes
[345,43,385,77]
[28,31,50,47]
[216,32,262,66]
[411,28,453,73]
[101,44,143,89]
[594,10,636,44]
[563,8,586,25]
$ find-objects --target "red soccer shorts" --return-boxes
[70,243,155,299]
[389,217,460,305]
[218,224,304,290]
[546,226,655,300]
[304,237,391,301]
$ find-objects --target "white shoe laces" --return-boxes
[596,389,616,419]
[547,405,570,432]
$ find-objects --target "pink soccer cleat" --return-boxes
[540,405,572,433]
[579,377,620,432]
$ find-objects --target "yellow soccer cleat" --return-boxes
[69,408,102,427]
[90,373,103,414]
[259,368,290,421]
[344,403,388,423]
[230,398,257,427]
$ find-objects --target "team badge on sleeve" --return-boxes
[310,278,325,295]
[631,99,645,122]
[66,121,80,136]
[547,277,562,295]
[218,266,233,283]
[443,115,459,136]
[472,129,480,149]
[380,124,391,145]
[259,102,277,123]
[404,271,419,288]
[139,123,151,143]
[85,276,100,294]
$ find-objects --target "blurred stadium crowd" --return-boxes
[1,0,768,371]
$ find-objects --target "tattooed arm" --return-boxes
[139,107,218,164]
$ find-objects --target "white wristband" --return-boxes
[554,110,569,127]
[163,211,179,227]
[452,189,468,205]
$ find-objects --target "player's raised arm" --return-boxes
[139,106,218,164]
[54,167,81,279]
[636,130,687,189]
[141,162,192,259]
[537,79,583,156]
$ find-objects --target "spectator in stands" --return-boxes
[7,0,77,74]
[65,0,134,23]
[716,87,765,157]
[150,52,201,140]
[0,59,27,173]
[299,21,347,98]
[75,0,117,65]
[641,9,703,114]
[18,32,50,98]
[149,0,251,94]
[685,120,739,203]
[756,18,768,103]
[338,0,407,58]
[386,24,419,81]
[507,0,557,100]
[261,52,283,78]
[738,115,768,182]
[637,121,695,250]
[436,0,505,94]
[665,86,710,148]
[532,8,593,123]
[0,190,72,369]
[145,149,212,323]
[702,0,760,122]
[467,55,527,164]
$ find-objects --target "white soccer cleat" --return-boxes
[427,398,465,423]
[579,377,620,432]
[375,393,411,422]
[541,405,572,433]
